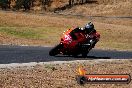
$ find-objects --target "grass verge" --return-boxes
[0,11,132,50]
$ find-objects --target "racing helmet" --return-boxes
[84,22,94,30]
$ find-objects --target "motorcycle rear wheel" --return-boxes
[82,51,89,58]
[81,45,90,58]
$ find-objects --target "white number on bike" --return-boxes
[64,35,72,41]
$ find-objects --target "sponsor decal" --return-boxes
[76,66,131,85]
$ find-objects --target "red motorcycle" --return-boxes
[49,27,100,57]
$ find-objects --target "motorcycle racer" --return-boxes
[49,22,100,57]
[83,22,96,34]
[70,22,96,38]
[70,22,96,40]
[69,22,98,49]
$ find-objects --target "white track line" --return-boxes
[0,59,123,68]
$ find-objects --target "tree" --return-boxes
[41,0,52,11]
[69,0,74,6]
[81,0,84,4]
[23,0,31,10]
[0,0,10,10]
[15,0,32,11]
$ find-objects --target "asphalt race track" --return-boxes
[0,45,132,64]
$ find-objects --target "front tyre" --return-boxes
[49,44,62,56]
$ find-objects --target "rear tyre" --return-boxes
[82,51,89,58]
[81,45,90,58]
[73,54,78,58]
[49,44,62,56]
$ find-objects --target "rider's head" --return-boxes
[84,22,94,30]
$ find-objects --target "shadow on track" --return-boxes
[0,46,131,64]
[55,55,111,59]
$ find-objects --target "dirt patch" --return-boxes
[58,0,132,16]
[0,60,132,88]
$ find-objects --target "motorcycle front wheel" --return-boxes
[49,44,62,56]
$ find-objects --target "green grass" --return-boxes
[0,26,66,45]
[0,27,64,39]
[0,27,40,39]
